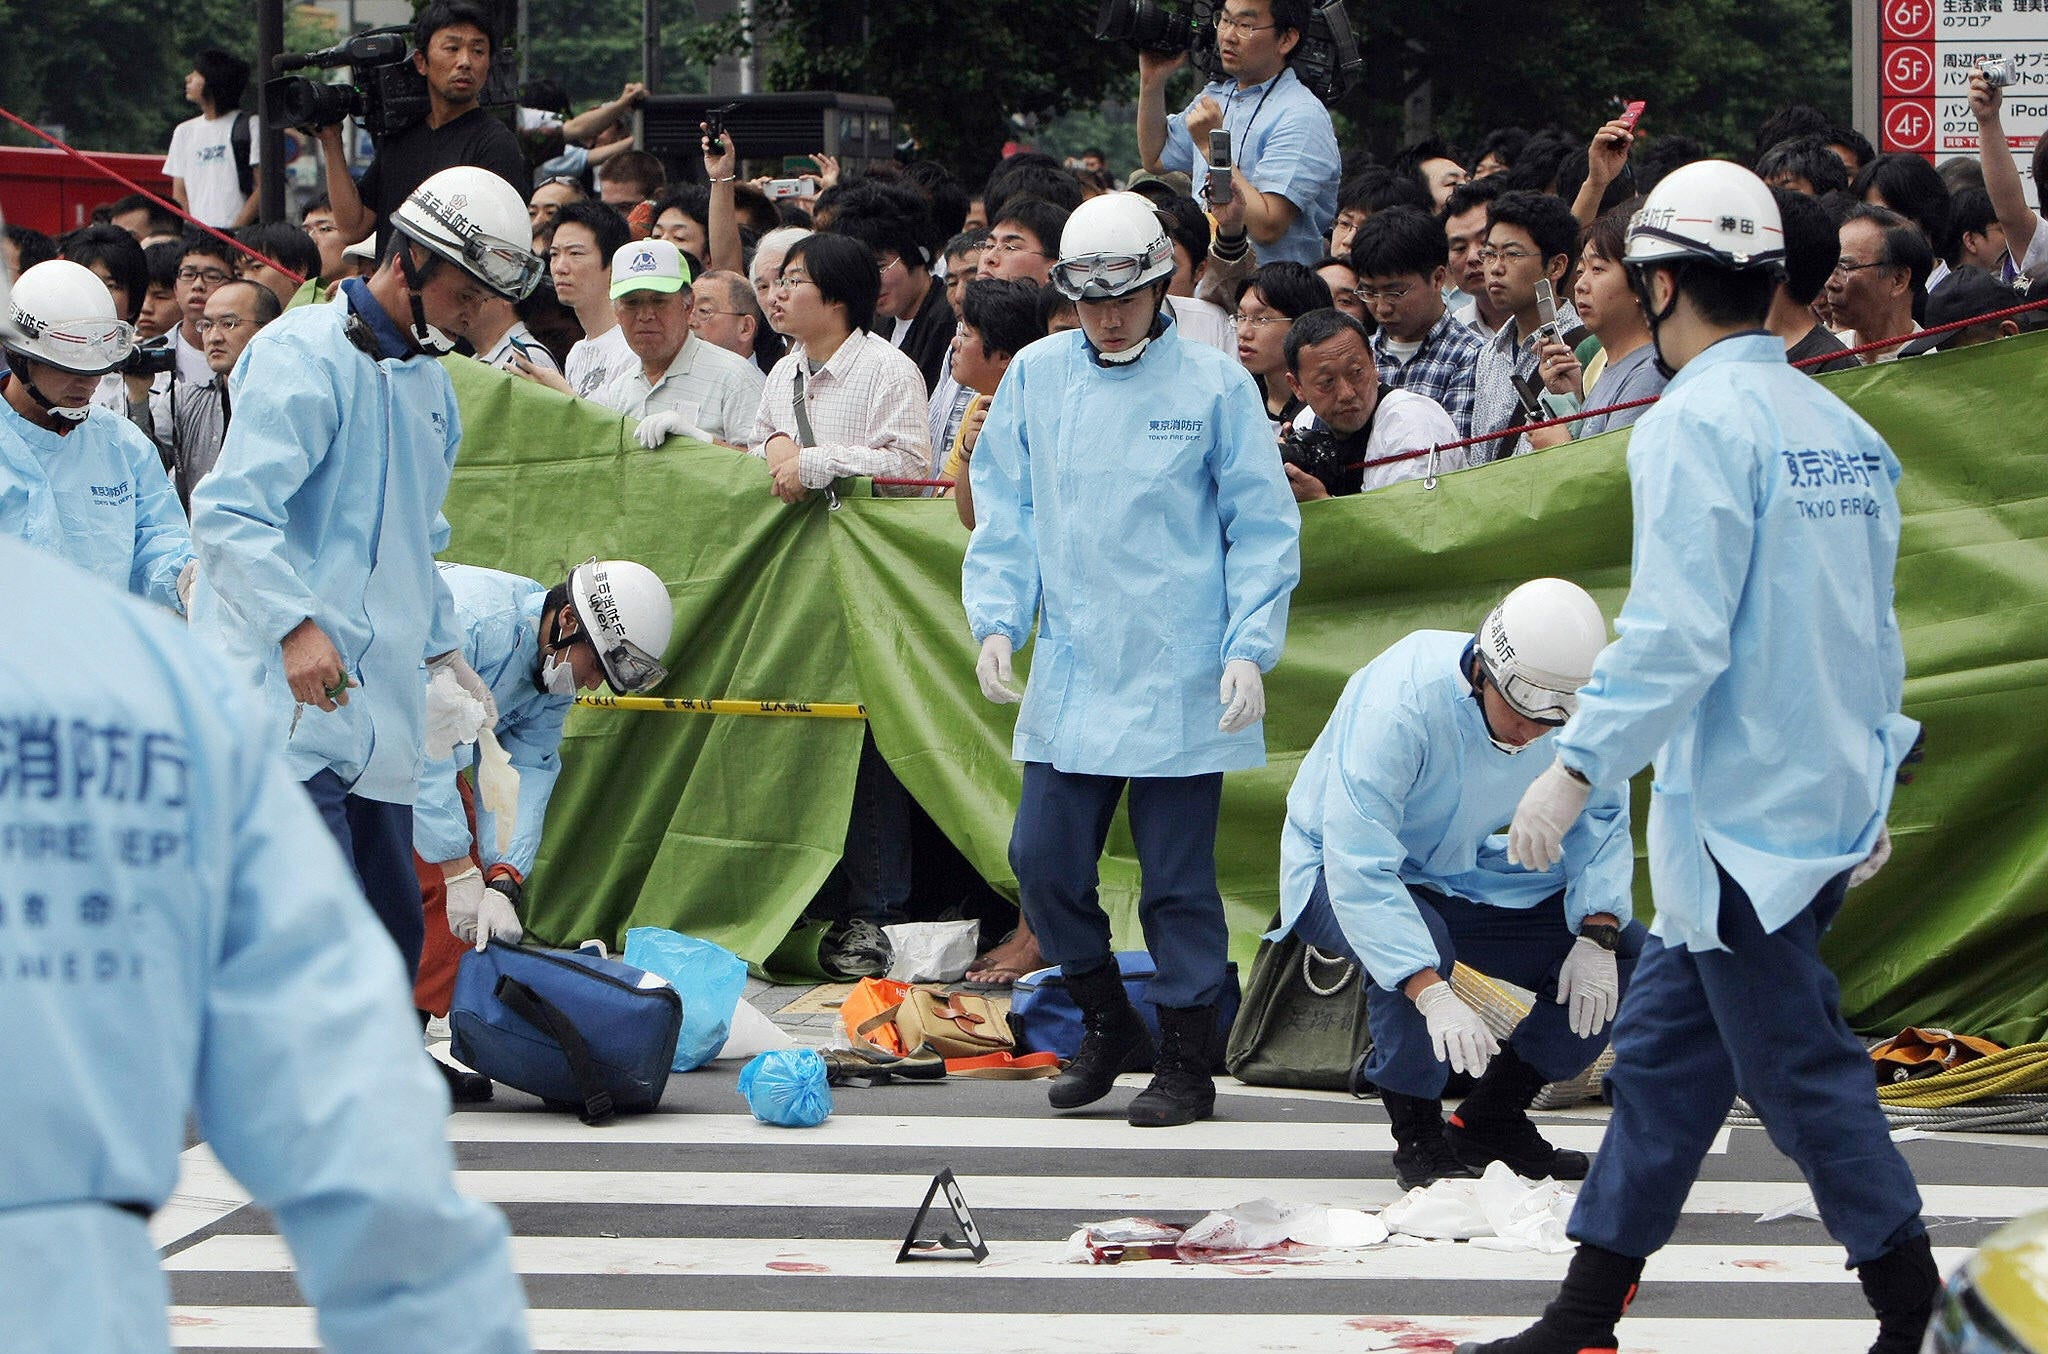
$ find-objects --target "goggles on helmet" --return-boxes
[1051,246,1166,301]
[15,315,136,374]
[405,190,547,300]
[1475,652,1574,726]
[571,557,670,694]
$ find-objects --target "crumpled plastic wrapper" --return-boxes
[1379,1161,1576,1253]
[475,728,520,857]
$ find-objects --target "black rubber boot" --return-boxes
[421,1009,492,1105]
[1445,1046,1589,1181]
[1857,1232,1940,1354]
[1383,1089,1479,1191]
[1455,1241,1645,1353]
[1047,962,1153,1110]
[1127,1005,1218,1127]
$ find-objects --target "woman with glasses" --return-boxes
[1231,260,1332,426]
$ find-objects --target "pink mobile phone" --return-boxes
[1618,100,1646,131]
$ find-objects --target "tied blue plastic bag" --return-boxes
[738,1050,832,1127]
[623,927,749,1072]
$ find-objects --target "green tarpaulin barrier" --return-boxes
[442,332,2048,1046]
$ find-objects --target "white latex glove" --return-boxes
[422,667,486,760]
[1415,980,1499,1078]
[475,728,521,859]
[1848,823,1892,888]
[445,865,486,945]
[1556,935,1620,1038]
[975,634,1021,704]
[471,885,524,952]
[635,409,713,449]
[176,559,197,613]
[1507,759,1592,873]
[1217,657,1265,733]
[434,651,499,726]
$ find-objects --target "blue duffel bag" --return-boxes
[450,941,684,1124]
[1008,950,1240,1071]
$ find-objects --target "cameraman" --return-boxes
[1136,0,1340,268]
[315,0,527,255]
[1279,308,1463,502]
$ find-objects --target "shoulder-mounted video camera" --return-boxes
[264,28,430,141]
[1094,0,1363,105]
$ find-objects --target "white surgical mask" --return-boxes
[538,652,577,696]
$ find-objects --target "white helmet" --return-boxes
[5,258,135,376]
[1624,160,1785,272]
[569,558,674,694]
[1474,578,1609,725]
[1051,191,1175,301]
[390,166,546,301]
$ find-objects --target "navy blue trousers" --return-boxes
[1291,870,1645,1097]
[1569,861,1925,1265]
[1009,762,1228,1010]
[303,770,424,980]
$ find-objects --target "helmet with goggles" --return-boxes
[4,258,136,377]
[568,557,674,694]
[1474,578,1609,726]
[1051,191,1176,301]
[390,166,546,302]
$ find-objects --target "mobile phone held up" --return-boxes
[703,101,736,156]
[1618,100,1646,131]
[1207,128,1232,207]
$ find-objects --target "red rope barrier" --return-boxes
[877,293,2048,492]
[0,105,307,286]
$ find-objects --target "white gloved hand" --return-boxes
[975,634,1021,704]
[1848,823,1892,888]
[1217,657,1265,734]
[475,728,522,859]
[444,865,486,945]
[436,651,499,726]
[1556,934,1620,1038]
[176,559,197,614]
[635,409,713,449]
[422,667,486,760]
[1507,759,1593,872]
[1414,980,1500,1077]
[471,883,524,952]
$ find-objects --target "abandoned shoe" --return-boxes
[819,919,893,979]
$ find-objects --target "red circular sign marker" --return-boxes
[1883,45,1934,97]
[1882,0,1934,40]
[1883,101,1936,152]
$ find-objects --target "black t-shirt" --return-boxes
[1786,324,1864,376]
[357,107,528,253]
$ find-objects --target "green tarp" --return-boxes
[441,332,2048,1046]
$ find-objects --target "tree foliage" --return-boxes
[522,0,710,108]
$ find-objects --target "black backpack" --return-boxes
[230,111,254,197]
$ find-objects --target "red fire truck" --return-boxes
[0,145,173,236]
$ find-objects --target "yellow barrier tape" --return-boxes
[574,695,868,720]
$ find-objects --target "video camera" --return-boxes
[264,27,430,141]
[1094,0,1363,104]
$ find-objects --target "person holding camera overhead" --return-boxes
[1133,0,1341,267]
[313,1,529,256]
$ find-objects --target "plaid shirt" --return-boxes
[1371,311,1486,439]
[749,330,932,495]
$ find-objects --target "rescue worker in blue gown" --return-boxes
[962,190,1302,1128]
[1277,579,1646,1192]
[0,258,193,613]
[1465,162,1933,1354]
[411,557,674,1018]
[187,166,545,1103]
[0,534,531,1353]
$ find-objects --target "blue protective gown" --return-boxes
[0,391,191,612]
[187,282,463,805]
[0,537,528,1354]
[1553,334,1918,952]
[961,318,1301,777]
[411,563,571,875]
[1276,630,1635,991]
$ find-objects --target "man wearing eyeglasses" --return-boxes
[1136,0,1341,267]
[151,278,280,510]
[1349,206,1486,439]
[168,238,236,388]
[1827,205,1928,364]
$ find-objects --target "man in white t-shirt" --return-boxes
[518,201,634,400]
[1279,308,1466,501]
[165,50,259,230]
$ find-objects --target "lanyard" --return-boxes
[1223,73,1279,152]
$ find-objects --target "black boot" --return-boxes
[1047,962,1153,1110]
[1445,1046,1588,1181]
[1857,1233,1940,1354]
[1455,1241,1645,1353]
[1383,1089,1479,1191]
[421,1008,492,1105]
[1127,1005,1218,1127]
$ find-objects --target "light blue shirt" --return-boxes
[0,537,527,1354]
[1555,333,1917,952]
[962,318,1301,778]
[0,396,191,612]
[189,284,464,804]
[1275,630,1634,991]
[1161,65,1340,268]
[412,563,572,877]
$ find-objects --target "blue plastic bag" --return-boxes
[737,1050,832,1126]
[622,927,750,1072]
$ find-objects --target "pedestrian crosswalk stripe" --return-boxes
[441,1109,1727,1155]
[165,1233,1972,1285]
[165,1307,1899,1352]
